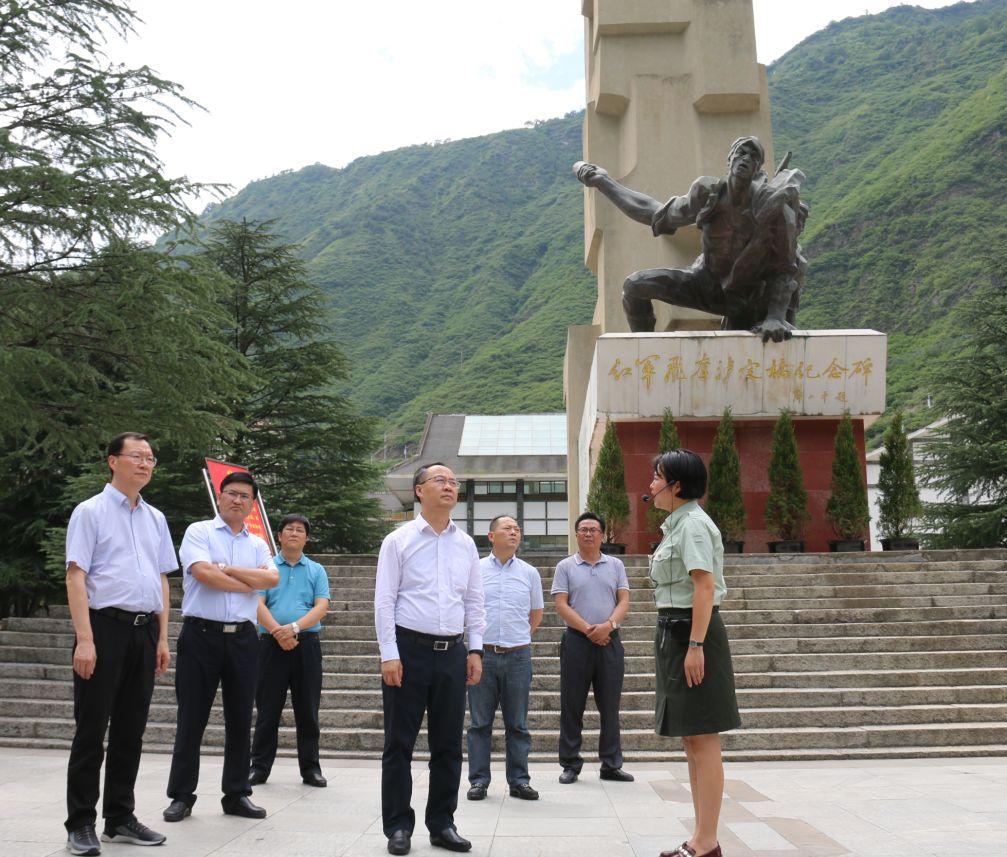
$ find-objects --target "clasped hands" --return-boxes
[271,622,299,651]
[585,620,613,646]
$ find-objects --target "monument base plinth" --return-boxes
[566,330,887,554]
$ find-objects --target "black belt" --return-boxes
[658,607,719,617]
[566,627,619,640]
[93,607,157,626]
[184,616,255,634]
[395,626,463,651]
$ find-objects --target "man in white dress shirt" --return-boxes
[64,432,177,856]
[162,471,279,823]
[375,463,486,856]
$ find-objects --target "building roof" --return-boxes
[384,413,567,505]
[865,417,950,462]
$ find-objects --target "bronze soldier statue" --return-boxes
[574,136,808,343]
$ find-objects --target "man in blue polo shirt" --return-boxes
[249,514,331,788]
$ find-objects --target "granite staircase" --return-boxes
[1,550,1006,762]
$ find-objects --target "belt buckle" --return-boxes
[433,640,449,651]
[223,623,237,633]
[493,645,507,654]
[133,614,146,626]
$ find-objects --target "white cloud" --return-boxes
[108,0,975,205]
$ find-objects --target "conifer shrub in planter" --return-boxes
[646,407,681,537]
[826,411,870,552]
[877,411,923,551]
[707,407,746,554]
[764,410,809,553]
[587,420,630,553]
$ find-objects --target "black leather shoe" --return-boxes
[162,800,191,823]
[248,769,267,787]
[221,795,266,819]
[67,823,101,855]
[509,783,539,800]
[387,829,411,855]
[430,827,472,852]
[466,783,487,800]
[302,771,327,788]
[558,769,578,784]
[599,767,635,782]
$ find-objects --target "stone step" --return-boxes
[4,734,1006,762]
[5,717,1005,752]
[4,696,1003,732]
[4,643,1003,676]
[3,679,999,710]
[3,658,1004,692]
[11,616,1007,644]
[4,628,1005,658]
[40,603,1007,627]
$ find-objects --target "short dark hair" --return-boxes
[652,448,707,500]
[106,432,150,476]
[489,514,518,532]
[575,511,605,533]
[220,470,259,499]
[278,513,311,536]
[412,461,447,500]
[107,432,149,458]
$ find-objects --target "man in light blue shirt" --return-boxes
[250,513,331,788]
[163,472,279,824]
[466,515,543,802]
[64,432,177,856]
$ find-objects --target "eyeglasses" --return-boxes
[576,527,602,534]
[221,489,254,502]
[115,454,157,467]
[419,476,460,489]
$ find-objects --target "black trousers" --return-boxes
[65,610,157,831]
[250,633,323,777]
[166,620,258,806]
[381,630,466,838]
[558,628,625,773]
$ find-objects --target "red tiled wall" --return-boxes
[613,417,867,554]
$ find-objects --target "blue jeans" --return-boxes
[466,647,533,787]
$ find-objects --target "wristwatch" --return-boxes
[608,618,620,631]
[688,640,704,648]
[216,561,226,572]
[291,622,300,637]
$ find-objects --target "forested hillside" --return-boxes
[200,0,1007,443]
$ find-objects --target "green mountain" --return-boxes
[200,0,1007,443]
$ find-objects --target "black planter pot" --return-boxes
[600,542,627,555]
[767,539,805,553]
[829,538,866,552]
[880,537,920,551]
[722,540,744,554]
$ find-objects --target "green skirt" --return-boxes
[654,608,742,737]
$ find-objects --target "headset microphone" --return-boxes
[642,483,670,504]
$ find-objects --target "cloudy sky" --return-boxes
[113,1,975,202]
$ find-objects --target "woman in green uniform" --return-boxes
[648,449,740,857]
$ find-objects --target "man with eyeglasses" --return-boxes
[466,515,543,802]
[64,432,177,856]
[375,462,486,856]
[551,511,633,785]
[163,471,279,824]
[249,513,330,788]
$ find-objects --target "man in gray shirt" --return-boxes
[551,512,633,784]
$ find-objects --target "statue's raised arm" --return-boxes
[572,136,808,343]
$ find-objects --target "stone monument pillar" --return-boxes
[566,0,777,538]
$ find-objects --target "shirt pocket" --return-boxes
[650,543,675,585]
[449,559,472,596]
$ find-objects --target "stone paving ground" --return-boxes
[2,749,1006,857]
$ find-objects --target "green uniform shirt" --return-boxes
[649,500,727,609]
